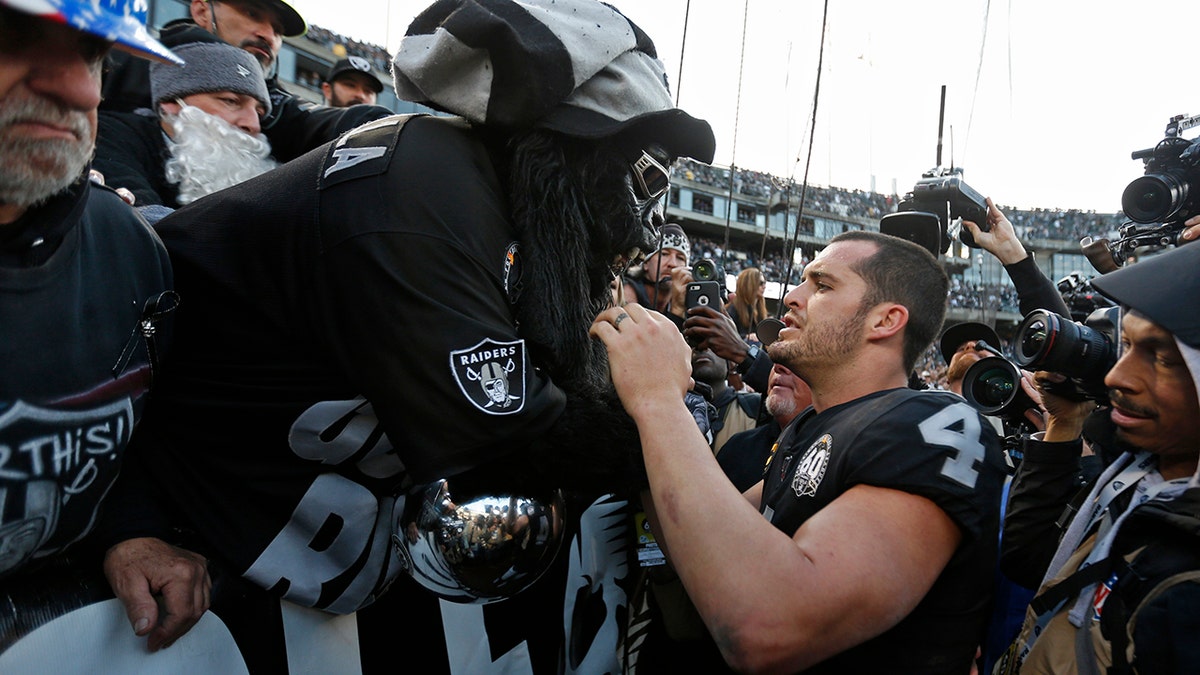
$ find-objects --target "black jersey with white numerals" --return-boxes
[762,387,1006,675]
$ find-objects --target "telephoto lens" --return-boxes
[692,259,717,282]
[1013,309,1116,381]
[1121,169,1191,224]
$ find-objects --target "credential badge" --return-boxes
[791,433,831,498]
[451,339,527,415]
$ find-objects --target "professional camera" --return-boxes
[959,349,1039,471]
[961,354,1038,422]
[690,258,728,304]
[1083,113,1200,272]
[1012,306,1120,402]
[880,168,989,255]
[1055,271,1116,323]
[691,258,724,283]
[1122,114,1200,225]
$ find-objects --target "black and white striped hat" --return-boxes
[392,0,715,163]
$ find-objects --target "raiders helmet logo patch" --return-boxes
[791,434,831,498]
[450,339,527,415]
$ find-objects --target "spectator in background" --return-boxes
[684,303,775,394]
[101,0,391,163]
[0,0,208,651]
[321,56,382,107]
[95,28,277,222]
[718,363,813,493]
[726,266,768,339]
[622,221,692,323]
[691,346,764,455]
[940,321,1003,398]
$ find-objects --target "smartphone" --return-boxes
[685,281,722,310]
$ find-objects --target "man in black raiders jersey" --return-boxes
[91,0,715,671]
[595,230,1007,673]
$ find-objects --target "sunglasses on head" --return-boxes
[631,150,672,203]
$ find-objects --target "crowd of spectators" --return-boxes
[1007,206,1124,245]
[689,233,1021,316]
[674,158,1127,243]
[302,24,392,73]
[947,276,1020,313]
[688,235,806,286]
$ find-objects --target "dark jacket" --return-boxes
[95,111,178,209]
[101,20,392,163]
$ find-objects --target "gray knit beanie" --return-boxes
[150,41,272,116]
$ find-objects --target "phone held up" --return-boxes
[686,281,722,311]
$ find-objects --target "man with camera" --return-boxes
[621,221,693,321]
[996,242,1200,675]
[594,230,1007,674]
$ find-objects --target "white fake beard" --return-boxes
[162,103,278,205]
[0,93,93,208]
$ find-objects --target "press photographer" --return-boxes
[621,221,695,325]
[944,322,1043,468]
[996,242,1200,675]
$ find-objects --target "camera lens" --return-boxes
[962,356,1028,417]
[972,366,1015,408]
[693,260,715,282]
[1014,309,1115,381]
[1121,171,1189,224]
[1015,313,1055,364]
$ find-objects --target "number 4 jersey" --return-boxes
[761,387,1007,675]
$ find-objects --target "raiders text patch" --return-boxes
[450,339,527,415]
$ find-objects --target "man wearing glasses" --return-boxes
[100,0,391,164]
[100,0,716,670]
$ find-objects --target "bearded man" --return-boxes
[96,27,278,223]
[101,0,393,164]
[96,0,715,671]
[0,0,211,654]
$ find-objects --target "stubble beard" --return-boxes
[0,94,92,209]
[767,303,868,380]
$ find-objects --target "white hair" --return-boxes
[0,93,92,208]
[162,102,278,205]
[765,389,798,421]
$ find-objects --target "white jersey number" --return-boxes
[918,402,985,488]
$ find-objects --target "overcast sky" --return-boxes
[288,0,1200,214]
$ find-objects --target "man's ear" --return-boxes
[867,303,908,342]
[190,0,212,29]
[158,100,182,116]
[321,82,333,102]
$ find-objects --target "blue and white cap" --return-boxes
[2,0,183,65]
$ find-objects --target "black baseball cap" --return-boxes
[939,321,1002,364]
[1091,243,1200,349]
[219,0,306,37]
[326,56,383,93]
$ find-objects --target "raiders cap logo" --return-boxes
[450,339,527,415]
